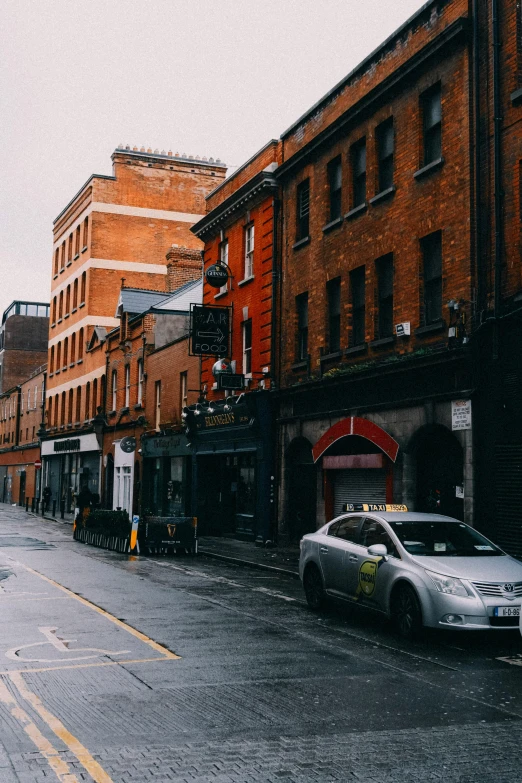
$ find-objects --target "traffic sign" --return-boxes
[34,460,42,470]
[190,304,231,356]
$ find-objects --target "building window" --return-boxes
[351,138,366,208]
[124,365,130,408]
[75,225,81,256]
[68,389,74,424]
[63,337,68,368]
[61,392,66,424]
[296,179,310,240]
[76,387,81,422]
[78,328,84,360]
[54,249,59,276]
[85,383,90,420]
[58,291,63,320]
[83,216,89,249]
[65,285,70,315]
[137,359,144,405]
[32,426,35,440]
[70,332,76,364]
[350,266,366,346]
[50,346,54,374]
[80,272,86,304]
[111,370,117,411]
[376,118,394,192]
[244,224,254,279]
[68,233,73,263]
[61,242,66,271]
[54,394,59,426]
[180,371,188,410]
[73,279,78,309]
[376,254,394,338]
[56,342,61,370]
[327,277,341,353]
[421,83,442,165]
[242,319,252,375]
[219,239,228,294]
[421,231,443,324]
[20,390,24,413]
[296,292,309,361]
[155,381,161,431]
[92,378,98,418]
[327,157,342,221]
[52,296,57,324]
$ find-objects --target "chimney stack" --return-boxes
[166,245,202,292]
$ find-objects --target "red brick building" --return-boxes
[0,301,49,394]
[189,141,281,541]
[275,0,474,540]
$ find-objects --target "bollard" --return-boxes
[31,497,35,513]
[36,499,40,515]
[25,498,29,512]
[52,500,56,517]
[60,500,65,519]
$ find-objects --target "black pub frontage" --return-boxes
[184,391,274,543]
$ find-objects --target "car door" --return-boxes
[355,517,400,612]
[319,515,364,598]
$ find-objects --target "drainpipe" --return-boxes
[270,197,280,389]
[492,0,503,358]
[472,0,482,318]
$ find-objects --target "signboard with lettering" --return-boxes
[217,374,244,391]
[141,434,192,458]
[451,399,472,431]
[205,263,229,288]
[190,304,231,356]
[193,403,253,432]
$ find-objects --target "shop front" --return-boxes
[41,433,101,514]
[141,432,193,518]
[184,391,274,542]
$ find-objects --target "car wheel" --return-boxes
[303,564,326,611]
[391,583,423,639]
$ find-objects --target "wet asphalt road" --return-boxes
[0,506,521,783]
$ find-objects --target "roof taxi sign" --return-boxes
[342,503,408,513]
[190,304,231,356]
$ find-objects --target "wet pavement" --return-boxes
[0,503,521,782]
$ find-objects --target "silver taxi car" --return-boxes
[299,504,522,637]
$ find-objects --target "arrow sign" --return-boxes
[190,304,231,356]
[197,327,225,343]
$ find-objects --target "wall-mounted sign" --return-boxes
[451,399,472,431]
[217,374,244,391]
[190,304,231,356]
[205,263,229,288]
[119,436,137,453]
[192,402,253,432]
[53,438,81,453]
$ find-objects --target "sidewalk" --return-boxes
[197,536,300,577]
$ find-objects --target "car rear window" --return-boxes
[389,521,504,557]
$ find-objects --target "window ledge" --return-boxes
[79,302,85,308]
[76,359,83,365]
[344,203,367,221]
[108,410,116,417]
[48,372,54,378]
[62,366,67,372]
[238,276,254,287]
[322,216,343,234]
[82,246,88,253]
[415,319,446,336]
[345,343,367,356]
[66,423,73,429]
[59,268,65,274]
[369,335,395,348]
[57,318,62,324]
[53,274,58,280]
[64,313,69,319]
[291,360,308,371]
[69,363,75,368]
[214,290,227,299]
[369,186,396,206]
[71,308,77,314]
[66,261,72,268]
[55,369,60,375]
[511,87,522,105]
[134,403,144,410]
[414,157,444,180]
[292,236,311,250]
[74,253,80,260]
[320,349,343,363]
[51,322,56,328]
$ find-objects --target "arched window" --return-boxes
[70,333,76,363]
[75,225,81,256]
[80,272,86,305]
[83,216,89,249]
[75,387,82,423]
[54,248,59,276]
[58,291,63,320]
[92,378,98,418]
[73,279,78,310]
[56,342,61,370]
[68,389,74,423]
[65,285,70,314]
[85,383,91,421]
[61,241,66,271]
[63,337,68,368]
[50,346,55,374]
[78,328,84,360]
[68,233,73,262]
[52,297,57,323]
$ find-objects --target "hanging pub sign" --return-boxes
[189,304,231,356]
[205,263,229,288]
[217,374,244,391]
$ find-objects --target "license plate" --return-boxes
[494,606,520,617]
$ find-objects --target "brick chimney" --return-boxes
[166,245,202,292]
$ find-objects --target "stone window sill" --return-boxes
[345,343,367,356]
[369,335,395,348]
[214,290,227,299]
[369,186,396,206]
[292,236,311,251]
[345,203,367,221]
[64,313,69,319]
[414,157,444,180]
[238,276,254,287]
[51,322,56,328]
[57,318,62,324]
[71,308,77,314]
[415,319,446,336]
[53,274,58,280]
[108,410,116,417]
[320,349,343,362]
[74,253,80,260]
[511,87,522,105]
[76,359,83,365]
[69,363,75,368]
[59,268,65,274]
[79,302,85,308]
[291,360,308,371]
[49,372,54,378]
[55,369,60,375]
[82,246,88,253]
[322,216,343,234]
[66,261,72,267]
[134,403,144,410]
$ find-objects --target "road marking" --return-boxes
[0,677,80,782]
[19,564,180,660]
[6,626,131,663]
[497,655,522,667]
[0,656,178,675]
[10,671,114,783]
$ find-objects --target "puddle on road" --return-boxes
[0,536,54,550]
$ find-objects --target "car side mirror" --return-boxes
[367,543,388,560]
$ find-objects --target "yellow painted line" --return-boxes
[21,564,180,660]
[10,671,114,783]
[0,656,177,675]
[0,677,80,782]
[0,596,70,602]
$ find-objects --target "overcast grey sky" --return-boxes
[1,0,426,317]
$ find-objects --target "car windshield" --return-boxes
[389,521,504,557]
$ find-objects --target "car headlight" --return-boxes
[425,570,471,598]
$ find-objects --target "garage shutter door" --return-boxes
[333,469,386,517]
[495,445,522,558]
